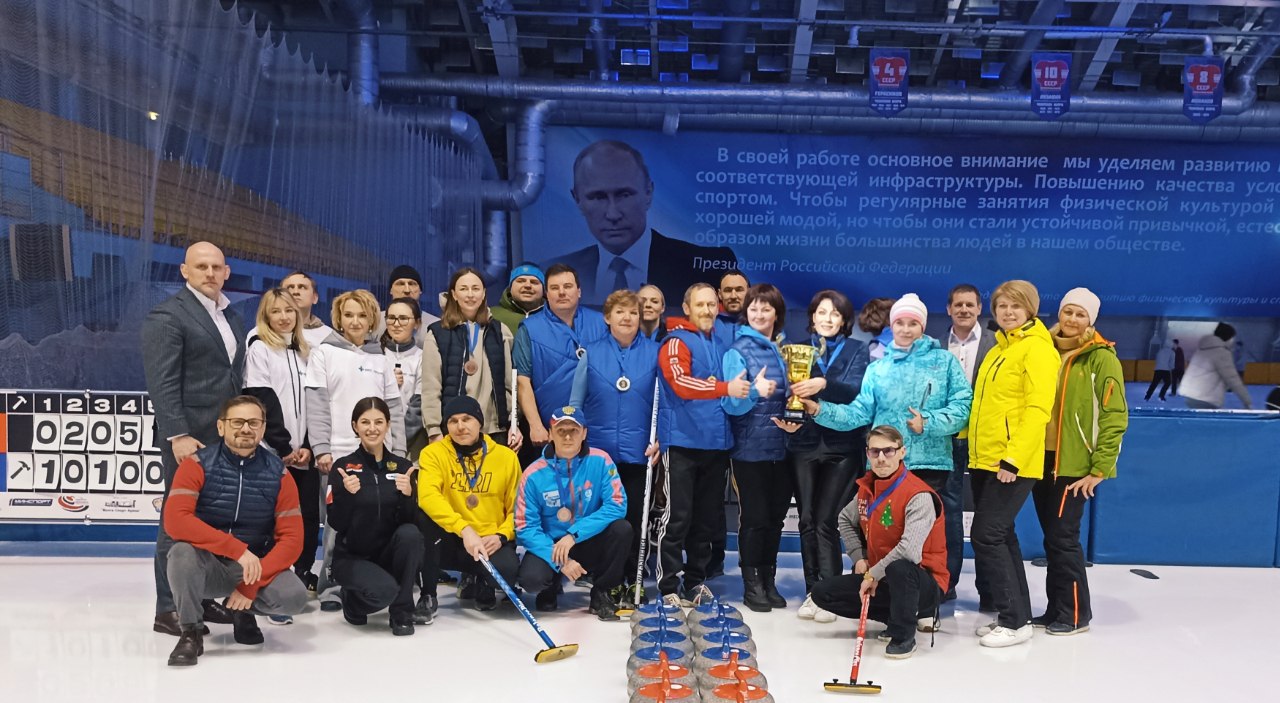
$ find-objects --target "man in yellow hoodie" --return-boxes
[418,396,521,612]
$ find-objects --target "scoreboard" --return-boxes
[0,390,165,523]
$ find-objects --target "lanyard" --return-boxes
[554,458,577,516]
[466,321,481,357]
[815,335,845,375]
[694,330,716,376]
[612,336,633,377]
[864,470,907,520]
[456,442,488,491]
[553,309,584,357]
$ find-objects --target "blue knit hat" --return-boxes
[508,263,545,288]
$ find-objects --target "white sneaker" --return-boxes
[917,616,940,633]
[662,593,683,609]
[975,621,998,637]
[814,606,837,623]
[979,624,1033,648]
[798,594,818,620]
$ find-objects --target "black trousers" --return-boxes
[1145,371,1172,400]
[617,461,652,583]
[656,446,730,595]
[792,440,863,592]
[426,529,519,592]
[517,519,634,593]
[732,459,793,568]
[332,523,424,617]
[288,466,322,574]
[1171,369,1184,396]
[1032,462,1092,627]
[409,506,446,597]
[915,464,963,594]
[811,560,940,642]
[970,470,1035,629]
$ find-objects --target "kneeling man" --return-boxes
[516,406,632,621]
[163,396,308,666]
[812,425,949,659]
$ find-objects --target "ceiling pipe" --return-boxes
[718,0,753,83]
[998,0,1068,88]
[331,0,378,106]
[380,72,1262,116]
[588,0,610,80]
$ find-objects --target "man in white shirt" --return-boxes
[281,270,333,350]
[943,283,995,603]
[141,241,248,636]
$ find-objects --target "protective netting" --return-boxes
[0,0,482,389]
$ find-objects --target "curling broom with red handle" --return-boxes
[824,592,882,694]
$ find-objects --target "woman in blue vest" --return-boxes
[570,289,659,602]
[420,267,520,451]
[776,290,870,624]
[722,284,791,612]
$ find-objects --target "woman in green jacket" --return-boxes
[1035,288,1128,636]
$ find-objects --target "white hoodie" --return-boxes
[244,334,308,462]
[304,332,404,459]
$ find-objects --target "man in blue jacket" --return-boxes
[515,406,632,621]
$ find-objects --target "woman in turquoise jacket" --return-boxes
[803,294,971,620]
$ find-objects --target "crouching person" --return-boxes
[163,396,308,666]
[418,396,521,612]
[811,425,949,660]
[516,406,632,621]
[328,397,425,636]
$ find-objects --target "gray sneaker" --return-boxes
[885,638,916,659]
[679,584,715,608]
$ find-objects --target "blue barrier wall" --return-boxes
[1091,410,1280,567]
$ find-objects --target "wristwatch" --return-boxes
[863,572,875,582]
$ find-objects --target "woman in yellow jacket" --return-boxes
[968,280,1060,648]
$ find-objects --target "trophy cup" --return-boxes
[779,344,821,423]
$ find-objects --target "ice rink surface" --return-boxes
[1,550,1272,702]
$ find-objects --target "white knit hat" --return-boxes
[890,293,928,327]
[1059,287,1101,325]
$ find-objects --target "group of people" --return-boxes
[142,238,1135,668]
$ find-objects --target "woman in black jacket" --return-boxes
[328,397,425,636]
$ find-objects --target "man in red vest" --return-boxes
[811,425,949,660]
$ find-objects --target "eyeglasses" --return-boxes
[386,315,415,324]
[866,446,902,458]
[222,418,264,430]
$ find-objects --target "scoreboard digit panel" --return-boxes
[1,390,163,523]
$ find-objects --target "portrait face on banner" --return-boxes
[571,143,654,256]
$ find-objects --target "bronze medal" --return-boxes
[556,507,573,523]
[465,494,479,509]
[464,358,479,375]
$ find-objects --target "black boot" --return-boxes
[589,587,620,621]
[203,599,235,624]
[167,626,204,666]
[741,567,772,613]
[232,612,264,645]
[762,566,787,609]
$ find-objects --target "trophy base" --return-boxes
[779,408,809,425]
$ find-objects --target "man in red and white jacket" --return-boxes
[162,396,308,666]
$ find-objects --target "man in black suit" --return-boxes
[142,241,248,636]
[543,140,738,307]
[944,283,997,603]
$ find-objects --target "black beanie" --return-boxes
[440,395,484,432]
[388,264,422,290]
[1213,322,1236,342]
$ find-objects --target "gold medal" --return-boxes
[464,358,479,375]
[556,507,573,522]
[466,494,479,509]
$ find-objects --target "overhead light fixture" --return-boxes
[147,111,159,121]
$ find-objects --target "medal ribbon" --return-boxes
[815,334,845,375]
[864,469,907,520]
[457,441,488,491]
[466,321,481,361]
[555,457,576,519]
[612,336,632,386]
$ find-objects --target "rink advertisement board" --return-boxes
[522,127,1280,316]
[0,390,164,524]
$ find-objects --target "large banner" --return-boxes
[522,127,1280,316]
[0,390,164,524]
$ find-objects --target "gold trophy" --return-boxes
[779,343,822,423]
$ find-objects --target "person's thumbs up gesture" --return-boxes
[727,369,751,399]
[907,407,926,434]
[753,366,776,398]
[338,468,360,495]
